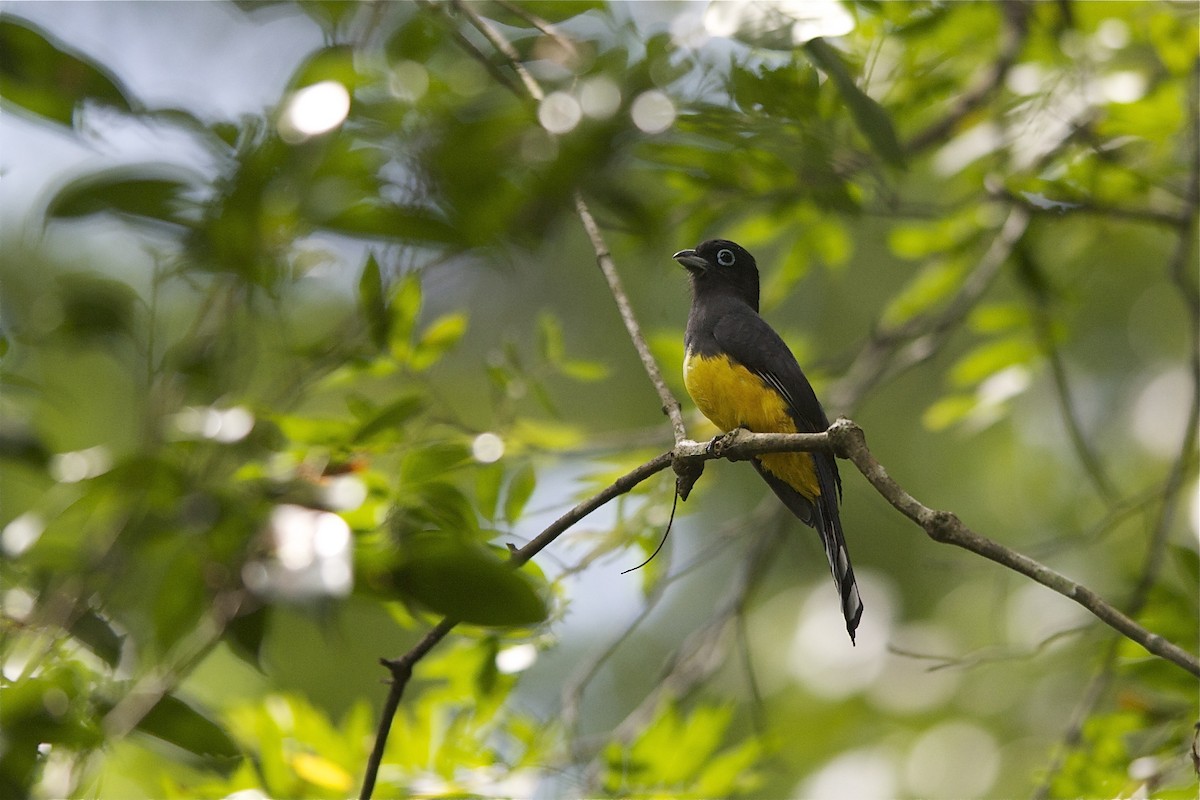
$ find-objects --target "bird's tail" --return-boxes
[753,460,864,643]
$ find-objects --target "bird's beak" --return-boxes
[673,249,707,272]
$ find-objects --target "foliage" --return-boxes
[1,2,1196,799]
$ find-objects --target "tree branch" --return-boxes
[575,193,689,445]
[360,417,1199,797]
[824,418,1200,679]
[828,206,1031,413]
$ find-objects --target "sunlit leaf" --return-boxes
[949,336,1037,387]
[411,312,468,371]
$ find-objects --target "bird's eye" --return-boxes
[716,248,735,267]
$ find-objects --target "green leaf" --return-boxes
[358,253,389,350]
[922,393,977,431]
[474,462,504,523]
[400,442,470,483]
[388,272,422,361]
[487,1,603,25]
[55,272,139,340]
[410,312,468,371]
[537,312,566,364]
[880,258,966,328]
[317,202,458,245]
[67,609,124,667]
[949,336,1037,387]
[503,463,537,524]
[226,605,270,668]
[352,395,424,444]
[804,38,906,167]
[287,43,361,92]
[137,693,241,765]
[559,358,610,382]
[0,17,134,126]
[45,164,198,227]
[389,535,547,626]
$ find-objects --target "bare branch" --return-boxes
[825,418,1200,679]
[575,193,689,445]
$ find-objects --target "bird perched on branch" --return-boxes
[675,239,863,643]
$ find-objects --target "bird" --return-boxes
[674,239,863,643]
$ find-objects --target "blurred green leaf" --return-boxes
[922,393,977,431]
[486,1,603,25]
[45,165,198,228]
[474,461,504,523]
[55,272,139,341]
[358,253,389,350]
[949,336,1037,387]
[411,312,468,371]
[880,258,967,328]
[226,605,270,669]
[0,17,133,126]
[804,38,905,168]
[537,312,566,364]
[400,442,470,484]
[352,395,424,444]
[137,693,241,765]
[388,272,423,361]
[503,462,537,524]
[390,535,547,626]
[317,202,458,245]
[67,609,124,668]
[287,43,361,91]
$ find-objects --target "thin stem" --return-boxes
[575,192,689,444]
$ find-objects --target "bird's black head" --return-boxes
[673,239,760,311]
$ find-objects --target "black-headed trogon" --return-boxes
[675,239,864,643]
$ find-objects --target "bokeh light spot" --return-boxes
[579,77,621,119]
[538,91,582,134]
[495,643,538,674]
[279,80,350,142]
[389,60,429,103]
[905,721,999,799]
[630,90,675,134]
[472,432,505,463]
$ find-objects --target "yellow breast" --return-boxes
[684,351,821,498]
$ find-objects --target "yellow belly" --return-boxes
[684,352,820,498]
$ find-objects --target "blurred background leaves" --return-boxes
[0,1,1197,798]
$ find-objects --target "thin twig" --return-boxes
[576,192,689,444]
[828,207,1030,413]
[455,0,688,446]
[493,0,579,61]
[904,0,1028,155]
[1020,248,1118,502]
[1032,60,1200,798]
[360,418,1200,796]
[452,0,544,101]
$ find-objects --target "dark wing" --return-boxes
[712,312,864,642]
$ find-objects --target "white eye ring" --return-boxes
[716,248,735,267]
